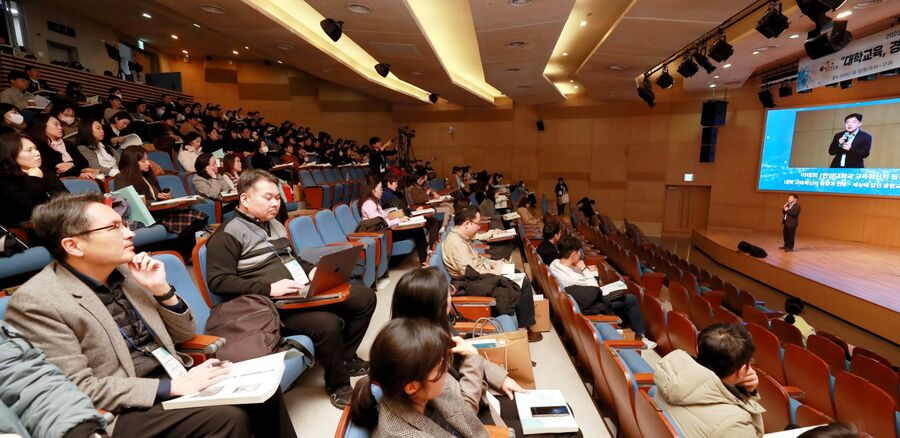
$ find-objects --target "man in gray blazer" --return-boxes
[6,192,296,438]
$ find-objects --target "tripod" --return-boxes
[397,129,416,170]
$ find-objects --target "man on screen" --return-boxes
[828,113,871,168]
[780,194,801,252]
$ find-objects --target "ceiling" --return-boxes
[42,0,900,105]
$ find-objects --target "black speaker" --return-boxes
[701,99,728,126]
[700,127,717,163]
[701,127,718,145]
[536,120,544,131]
[700,145,716,163]
[737,240,768,258]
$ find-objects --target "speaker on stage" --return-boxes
[738,240,768,258]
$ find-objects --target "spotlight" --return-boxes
[758,88,776,108]
[374,63,391,77]
[839,79,853,89]
[756,1,791,39]
[677,55,699,78]
[693,49,716,74]
[656,67,674,89]
[779,82,793,97]
[797,0,847,20]
[320,18,344,42]
[428,93,439,104]
[637,76,655,107]
[804,20,852,59]
[708,35,734,63]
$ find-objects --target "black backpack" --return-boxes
[205,295,311,363]
[0,226,26,257]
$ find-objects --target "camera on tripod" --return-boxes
[398,127,416,138]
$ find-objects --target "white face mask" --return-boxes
[6,112,23,125]
[260,147,269,154]
[59,115,75,125]
[157,109,165,116]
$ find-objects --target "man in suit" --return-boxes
[828,113,871,168]
[780,193,801,252]
[6,192,296,437]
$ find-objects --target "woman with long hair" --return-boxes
[359,174,428,265]
[0,133,67,227]
[221,152,243,188]
[114,146,207,259]
[74,118,120,177]
[350,318,487,438]
[27,113,93,179]
[515,196,541,226]
[193,153,236,215]
[178,132,203,172]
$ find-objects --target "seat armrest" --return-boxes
[453,296,496,306]
[484,425,513,438]
[329,241,364,248]
[603,340,646,349]
[347,232,383,238]
[586,314,622,324]
[783,386,806,399]
[176,334,225,354]
[633,372,655,386]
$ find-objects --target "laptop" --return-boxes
[273,246,360,305]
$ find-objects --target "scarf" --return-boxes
[49,138,72,162]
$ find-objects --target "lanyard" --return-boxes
[119,303,159,356]
[238,214,295,262]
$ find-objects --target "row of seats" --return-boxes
[299,167,369,209]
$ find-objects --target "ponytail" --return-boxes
[350,377,379,429]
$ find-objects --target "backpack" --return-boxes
[0,226,26,257]
[205,295,310,363]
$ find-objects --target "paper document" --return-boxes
[427,195,452,204]
[599,280,628,297]
[501,263,516,275]
[503,272,526,288]
[25,94,51,110]
[410,208,435,216]
[162,352,291,410]
[516,390,579,435]
[151,195,200,207]
[404,215,427,225]
[501,212,521,221]
[119,133,143,148]
[489,229,517,241]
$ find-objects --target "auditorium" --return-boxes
[1,0,898,437]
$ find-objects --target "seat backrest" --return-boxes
[742,305,770,328]
[746,323,786,384]
[0,295,9,319]
[807,334,848,374]
[769,319,804,347]
[312,169,328,184]
[635,388,681,437]
[666,311,697,357]
[148,150,176,171]
[851,346,893,369]
[0,246,52,280]
[712,306,742,324]
[599,344,642,438]
[192,242,223,307]
[286,215,326,251]
[184,173,198,195]
[314,209,347,244]
[833,371,898,438]
[793,404,834,428]
[154,252,210,330]
[334,204,359,235]
[755,368,792,433]
[783,344,835,418]
[641,295,671,355]
[62,177,102,193]
[300,170,317,186]
[722,282,742,314]
[816,331,851,361]
[575,314,614,411]
[688,293,713,331]
[428,243,452,283]
[668,282,691,315]
[350,199,362,222]
[850,354,900,411]
[157,174,189,197]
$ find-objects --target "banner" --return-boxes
[797,24,900,91]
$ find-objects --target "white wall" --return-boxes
[21,2,120,74]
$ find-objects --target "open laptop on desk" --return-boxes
[273,246,359,306]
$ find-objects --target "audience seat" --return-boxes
[0,295,8,319]
[806,334,849,375]
[668,282,691,316]
[722,282,743,315]
[600,344,644,438]
[688,292,714,331]
[641,295,672,356]
[61,177,103,193]
[148,150,179,174]
[333,204,388,279]
[665,311,697,357]
[313,169,344,208]
[184,174,234,223]
[312,210,377,288]
[833,371,899,438]
[635,387,682,437]
[350,200,362,222]
[711,306,742,324]
[300,170,331,209]
[156,251,315,392]
[747,323,787,385]
[769,319,804,348]
[0,246,51,282]
[794,403,834,428]
[742,305,771,329]
[850,354,900,411]
[755,368,794,433]
[156,174,216,223]
[783,344,835,418]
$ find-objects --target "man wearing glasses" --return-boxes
[6,192,296,437]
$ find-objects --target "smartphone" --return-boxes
[530,405,570,418]
[161,188,172,194]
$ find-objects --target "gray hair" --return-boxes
[32,192,106,260]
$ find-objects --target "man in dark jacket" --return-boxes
[536,220,562,265]
[828,113,872,169]
[367,136,396,175]
[205,170,376,409]
[780,193,801,252]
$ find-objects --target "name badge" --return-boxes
[151,346,188,380]
[283,259,310,285]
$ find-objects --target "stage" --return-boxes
[691,228,900,345]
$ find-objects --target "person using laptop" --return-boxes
[205,169,376,409]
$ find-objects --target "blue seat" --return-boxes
[312,210,376,288]
[325,169,350,204]
[187,247,315,391]
[148,151,178,173]
[157,174,216,223]
[61,178,103,193]
[286,215,328,254]
[350,200,362,223]
[314,169,344,207]
[0,246,51,281]
[0,295,8,319]
[300,170,331,209]
[334,204,388,279]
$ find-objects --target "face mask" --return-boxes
[59,115,75,125]
[6,112,23,125]
[114,93,123,99]
[157,109,165,116]
[260,147,269,154]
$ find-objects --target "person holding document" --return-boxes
[360,175,429,266]
[5,192,296,437]
[828,113,871,169]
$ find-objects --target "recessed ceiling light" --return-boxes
[232,50,239,55]
[579,20,587,27]
[277,60,283,64]
[141,12,152,19]
[509,0,534,6]
[504,67,520,73]
[752,51,760,55]
[200,4,226,14]
[244,46,249,50]
[714,75,720,78]
[171,34,179,39]
[723,63,732,68]
[574,85,579,89]
[854,0,886,8]
[836,10,852,18]
[709,84,717,88]
[569,79,574,83]
[182,49,189,54]
[411,70,424,76]
[562,52,568,56]
[609,64,628,70]
[346,3,372,14]
[277,44,295,51]
[789,34,800,39]
[193,23,201,28]
[508,40,528,47]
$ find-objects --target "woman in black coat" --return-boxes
[27,113,94,179]
[0,133,67,228]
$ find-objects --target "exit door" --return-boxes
[663,185,711,236]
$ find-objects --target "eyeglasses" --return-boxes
[73,220,137,237]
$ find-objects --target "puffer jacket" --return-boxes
[653,350,765,438]
[0,321,107,438]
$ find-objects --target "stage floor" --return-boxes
[691,228,900,344]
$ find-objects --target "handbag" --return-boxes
[471,330,535,389]
[560,193,570,205]
[355,217,387,233]
[0,225,27,257]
